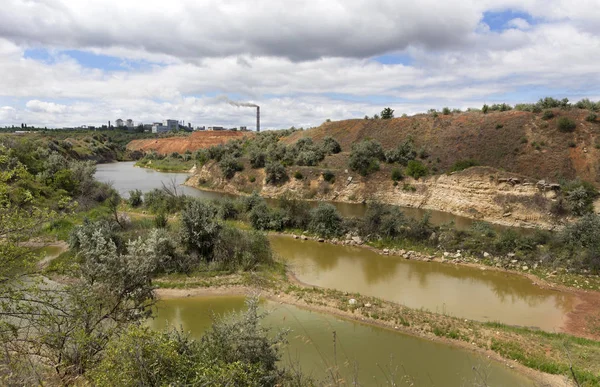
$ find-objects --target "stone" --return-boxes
[503,212,512,217]
[352,236,363,245]
[346,176,353,185]
[511,259,518,264]
[522,266,529,271]
[383,248,390,255]
[443,252,450,257]
[293,234,299,239]
[301,235,308,241]
[483,252,490,258]
[318,238,325,243]
[507,253,515,258]
[364,303,372,308]
[348,298,357,305]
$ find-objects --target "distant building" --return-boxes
[207,126,224,131]
[116,118,124,128]
[240,126,247,131]
[165,119,178,131]
[126,119,134,129]
[195,126,206,131]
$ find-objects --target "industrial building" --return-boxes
[152,119,179,133]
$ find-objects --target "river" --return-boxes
[148,295,533,386]
[95,161,521,231]
[95,162,574,330]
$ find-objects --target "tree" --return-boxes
[482,104,489,114]
[309,203,343,237]
[406,160,428,179]
[380,107,394,119]
[180,200,221,259]
[348,140,385,176]
[265,162,288,185]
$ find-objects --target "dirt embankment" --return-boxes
[285,110,600,187]
[187,161,569,229]
[127,131,252,155]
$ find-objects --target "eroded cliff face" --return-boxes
[187,162,567,229]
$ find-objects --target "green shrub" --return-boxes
[249,149,266,168]
[128,189,143,207]
[249,176,256,183]
[154,212,168,228]
[563,180,599,216]
[385,139,416,165]
[482,104,489,114]
[321,136,341,154]
[322,170,335,183]
[219,156,243,179]
[293,171,303,180]
[568,141,576,148]
[391,168,403,181]
[450,159,479,173]
[309,203,343,238]
[586,113,597,122]
[406,160,428,179]
[265,162,288,185]
[180,200,221,258]
[495,124,503,129]
[442,107,451,115]
[349,140,384,176]
[213,226,273,270]
[557,117,576,132]
[542,110,554,120]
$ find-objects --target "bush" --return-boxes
[248,203,284,231]
[295,150,322,166]
[563,180,599,216]
[128,189,143,207]
[586,113,597,122]
[321,136,341,154]
[557,117,576,132]
[406,160,428,179]
[322,170,335,183]
[450,159,479,173]
[380,107,394,119]
[265,162,288,185]
[219,155,243,179]
[542,110,554,120]
[482,104,489,114]
[560,215,600,270]
[309,203,343,238]
[180,200,221,259]
[442,107,451,115]
[213,226,273,271]
[249,149,266,168]
[349,140,384,176]
[385,140,416,165]
[391,168,403,181]
[360,203,407,239]
[293,171,303,180]
[154,212,168,228]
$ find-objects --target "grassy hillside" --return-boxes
[284,109,600,186]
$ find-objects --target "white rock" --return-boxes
[522,266,529,271]
[483,252,490,258]
[349,299,357,305]
[364,303,372,308]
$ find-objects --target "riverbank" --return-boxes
[186,161,579,230]
[154,274,586,387]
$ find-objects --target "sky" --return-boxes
[0,0,599,129]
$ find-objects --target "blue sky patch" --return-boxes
[482,10,535,31]
[24,48,158,72]
[372,53,412,66]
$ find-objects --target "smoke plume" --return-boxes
[219,96,258,108]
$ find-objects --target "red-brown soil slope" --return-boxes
[127,131,252,155]
[284,110,600,186]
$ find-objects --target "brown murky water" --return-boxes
[270,235,575,331]
[149,296,533,386]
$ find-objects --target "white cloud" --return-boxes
[0,1,598,128]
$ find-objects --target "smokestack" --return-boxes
[256,106,260,132]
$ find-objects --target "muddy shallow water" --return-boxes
[149,295,533,386]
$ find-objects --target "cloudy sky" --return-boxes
[1,0,599,129]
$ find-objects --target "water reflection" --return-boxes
[149,296,533,386]
[270,235,575,330]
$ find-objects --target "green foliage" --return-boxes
[385,139,416,165]
[321,136,342,154]
[144,188,187,214]
[450,159,479,173]
[380,107,394,119]
[128,189,143,207]
[265,162,288,185]
[406,160,428,179]
[249,203,284,231]
[560,215,600,270]
[293,171,303,180]
[562,180,598,216]
[219,155,243,179]
[585,113,597,122]
[249,148,266,168]
[309,203,343,237]
[360,202,407,239]
[442,107,451,115]
[557,117,576,132]
[180,200,221,258]
[322,170,335,183]
[542,110,554,120]
[482,104,489,114]
[213,226,274,271]
[154,212,168,228]
[349,139,384,176]
[391,167,403,182]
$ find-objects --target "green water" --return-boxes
[149,296,533,386]
[270,236,575,331]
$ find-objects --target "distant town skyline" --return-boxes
[0,1,599,129]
